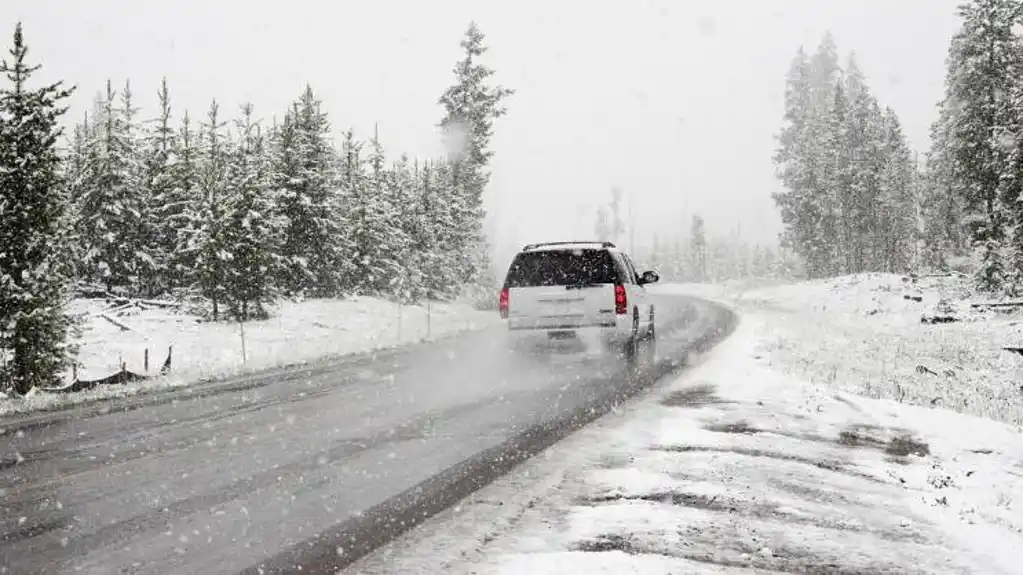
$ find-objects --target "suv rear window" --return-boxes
[504,249,620,288]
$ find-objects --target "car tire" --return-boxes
[623,310,640,364]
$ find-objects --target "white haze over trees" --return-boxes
[768,0,1023,296]
[0,21,510,395]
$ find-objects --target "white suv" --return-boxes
[498,241,659,357]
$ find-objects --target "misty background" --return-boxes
[5,0,961,272]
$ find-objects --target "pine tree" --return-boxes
[275,86,346,297]
[167,112,201,292]
[941,0,1023,291]
[363,127,403,293]
[921,101,967,270]
[775,37,920,279]
[77,79,145,293]
[0,23,76,394]
[808,36,843,275]
[407,159,458,299]
[388,152,417,301]
[842,59,886,273]
[876,108,918,273]
[773,47,829,277]
[221,103,282,320]
[825,77,850,275]
[141,78,178,295]
[270,107,302,294]
[999,2,1023,293]
[63,112,91,279]
[426,160,463,296]
[193,100,230,319]
[119,79,159,295]
[343,128,396,295]
[438,22,513,286]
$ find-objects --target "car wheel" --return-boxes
[623,310,640,364]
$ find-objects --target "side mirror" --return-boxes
[640,270,659,285]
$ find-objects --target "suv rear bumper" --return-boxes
[507,319,615,331]
[507,313,631,334]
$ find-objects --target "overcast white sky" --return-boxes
[6,0,962,269]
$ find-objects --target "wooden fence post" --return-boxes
[239,318,247,364]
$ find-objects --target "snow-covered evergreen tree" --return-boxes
[77,79,148,294]
[921,102,968,270]
[405,159,456,299]
[63,112,92,279]
[363,127,404,293]
[876,108,918,273]
[940,0,1023,291]
[274,86,347,297]
[824,77,849,275]
[342,128,396,295]
[167,112,201,292]
[438,22,513,286]
[773,47,828,277]
[775,35,920,279]
[221,103,282,320]
[388,152,417,301]
[119,80,160,294]
[842,59,887,273]
[141,78,178,295]
[427,159,464,297]
[0,23,76,393]
[193,100,230,319]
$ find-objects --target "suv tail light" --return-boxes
[499,287,509,319]
[614,284,627,315]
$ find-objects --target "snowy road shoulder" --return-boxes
[349,304,1023,574]
[0,296,499,418]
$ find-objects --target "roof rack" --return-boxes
[522,241,616,251]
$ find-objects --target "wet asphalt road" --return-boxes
[0,294,734,574]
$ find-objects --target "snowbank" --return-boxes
[348,276,1023,574]
[0,296,499,418]
[661,273,1023,426]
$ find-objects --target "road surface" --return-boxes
[0,294,735,574]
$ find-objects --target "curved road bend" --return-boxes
[0,294,736,575]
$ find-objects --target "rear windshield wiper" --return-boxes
[565,281,601,290]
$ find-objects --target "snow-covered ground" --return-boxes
[0,296,498,418]
[718,273,1023,427]
[349,275,1023,574]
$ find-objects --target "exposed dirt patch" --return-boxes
[573,533,637,554]
[838,424,930,458]
[585,491,731,512]
[660,384,733,408]
[704,420,760,434]
[572,531,914,575]
[581,491,928,544]
[885,434,931,458]
[837,424,887,449]
[655,444,885,484]
[722,423,932,463]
